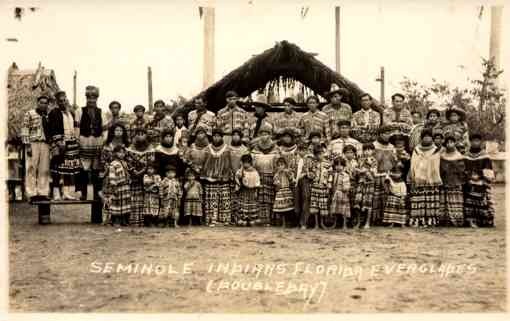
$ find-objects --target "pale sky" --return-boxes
[1,0,509,110]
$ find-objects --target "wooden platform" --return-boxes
[31,199,103,225]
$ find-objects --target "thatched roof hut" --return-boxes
[183,40,379,114]
[7,62,60,145]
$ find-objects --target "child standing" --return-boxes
[306,144,331,229]
[235,154,261,226]
[353,143,378,229]
[100,145,131,226]
[173,113,188,149]
[273,157,295,228]
[160,165,182,227]
[183,168,203,226]
[382,164,408,227]
[143,164,161,227]
[328,157,351,229]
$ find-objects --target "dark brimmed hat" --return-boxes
[420,129,434,139]
[426,108,441,119]
[231,127,244,138]
[283,97,297,105]
[161,128,175,139]
[432,127,444,138]
[37,95,49,102]
[194,125,209,136]
[55,90,66,99]
[133,105,145,112]
[326,83,349,98]
[337,119,351,128]
[469,133,482,141]
[445,106,466,121]
[278,127,300,139]
[389,132,410,146]
[378,124,396,134]
[165,164,177,172]
[225,90,239,99]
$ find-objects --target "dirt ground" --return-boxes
[8,185,507,313]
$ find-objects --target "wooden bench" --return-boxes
[30,199,103,225]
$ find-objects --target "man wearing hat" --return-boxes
[443,105,469,151]
[129,105,148,143]
[188,96,215,137]
[382,93,413,127]
[21,95,51,201]
[74,85,105,201]
[215,90,250,145]
[352,93,381,143]
[146,99,175,147]
[323,84,352,139]
[273,97,301,137]
[327,120,362,159]
[248,93,274,142]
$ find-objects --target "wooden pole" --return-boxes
[375,67,385,105]
[335,6,341,74]
[489,5,502,84]
[72,70,77,107]
[203,7,215,89]
[148,66,153,113]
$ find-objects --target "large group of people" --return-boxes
[21,83,496,229]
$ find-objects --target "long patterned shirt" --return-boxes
[374,141,397,174]
[21,109,48,144]
[382,107,413,127]
[298,110,330,142]
[215,105,250,136]
[272,111,302,135]
[323,102,353,138]
[303,155,331,187]
[146,114,175,146]
[188,109,216,136]
[351,108,381,143]
[103,159,131,197]
[327,136,363,159]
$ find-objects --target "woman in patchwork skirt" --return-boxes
[439,136,466,226]
[183,168,203,226]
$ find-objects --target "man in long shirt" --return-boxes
[323,84,352,139]
[382,93,413,129]
[146,99,175,147]
[188,96,216,138]
[272,97,302,137]
[351,93,381,143]
[215,90,249,145]
[21,95,51,201]
[299,96,330,144]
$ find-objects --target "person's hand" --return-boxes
[25,145,32,157]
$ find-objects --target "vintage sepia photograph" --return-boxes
[2,0,509,316]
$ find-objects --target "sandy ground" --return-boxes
[8,185,507,313]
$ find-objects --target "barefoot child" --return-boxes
[143,164,161,227]
[328,156,351,229]
[100,145,131,226]
[306,144,331,229]
[235,154,261,226]
[353,143,378,229]
[343,144,359,226]
[273,157,295,228]
[183,168,203,226]
[160,165,182,227]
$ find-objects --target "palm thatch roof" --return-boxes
[183,40,378,114]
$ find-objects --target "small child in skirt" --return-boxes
[307,144,331,229]
[273,157,295,228]
[100,145,131,227]
[183,168,203,226]
[235,154,261,226]
[143,164,161,227]
[343,144,359,226]
[353,143,378,229]
[382,164,408,227]
[159,165,182,228]
[328,156,351,229]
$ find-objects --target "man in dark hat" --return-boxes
[21,94,51,201]
[327,120,362,159]
[248,93,274,141]
[352,93,381,143]
[216,90,249,145]
[443,105,469,151]
[323,83,352,139]
[273,97,301,137]
[147,99,175,147]
[188,96,215,137]
[382,93,413,127]
[74,85,104,201]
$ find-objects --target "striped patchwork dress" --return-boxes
[328,170,351,217]
[306,154,331,217]
[75,107,104,171]
[235,167,261,224]
[143,174,161,217]
[353,156,378,216]
[382,176,408,225]
[200,144,233,225]
[160,177,182,220]
[408,144,443,225]
[439,151,466,226]
[229,144,249,222]
[48,107,82,176]
[273,169,295,214]
[102,159,131,224]
[126,146,156,226]
[373,141,397,223]
[183,180,203,217]
[252,143,281,224]
[463,150,495,227]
